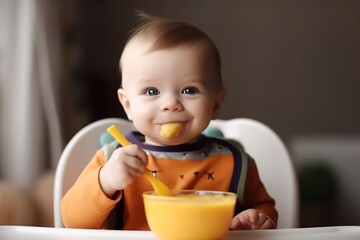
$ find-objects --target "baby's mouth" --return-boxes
[160,123,183,138]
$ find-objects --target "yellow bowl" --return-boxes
[143,190,237,240]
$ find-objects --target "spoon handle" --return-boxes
[107,125,132,147]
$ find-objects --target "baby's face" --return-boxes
[119,43,226,146]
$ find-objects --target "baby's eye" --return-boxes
[182,87,199,95]
[144,88,160,96]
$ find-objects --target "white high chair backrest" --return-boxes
[54,118,298,228]
[208,118,299,228]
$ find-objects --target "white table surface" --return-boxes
[0,225,359,240]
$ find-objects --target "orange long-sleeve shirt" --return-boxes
[61,133,277,229]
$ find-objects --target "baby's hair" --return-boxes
[120,11,222,87]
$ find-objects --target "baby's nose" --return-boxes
[161,95,184,111]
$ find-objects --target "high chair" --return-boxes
[54,118,298,228]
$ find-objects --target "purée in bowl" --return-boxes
[143,190,236,240]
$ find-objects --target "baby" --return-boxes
[61,12,277,230]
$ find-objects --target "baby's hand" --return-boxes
[230,209,274,230]
[99,144,148,198]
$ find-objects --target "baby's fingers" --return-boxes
[252,212,272,230]
[125,157,146,174]
[123,145,148,164]
[125,164,145,177]
[248,210,260,225]
[231,209,256,230]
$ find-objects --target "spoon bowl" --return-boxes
[143,170,175,196]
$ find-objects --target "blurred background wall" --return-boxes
[0,0,359,227]
[73,0,360,143]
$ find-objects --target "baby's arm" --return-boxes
[61,149,121,228]
[231,160,278,230]
[231,209,275,230]
[61,145,147,229]
[100,144,148,198]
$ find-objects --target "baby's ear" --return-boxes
[212,88,227,120]
[117,88,132,120]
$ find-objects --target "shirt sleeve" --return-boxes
[242,161,278,228]
[61,149,122,229]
